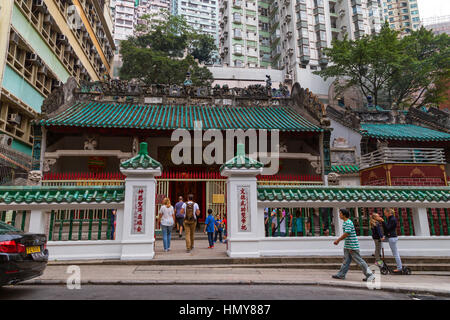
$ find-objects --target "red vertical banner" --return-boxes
[132,186,146,234]
[237,185,250,232]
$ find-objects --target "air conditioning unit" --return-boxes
[0,134,13,147]
[44,14,53,23]
[52,80,63,88]
[26,53,38,63]
[7,113,21,126]
[33,0,45,12]
[58,35,68,43]
[10,32,19,45]
[285,74,292,81]
[38,65,47,75]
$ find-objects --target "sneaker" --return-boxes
[179,234,182,238]
[211,246,214,248]
[363,274,376,282]
[332,275,345,280]
[186,249,191,253]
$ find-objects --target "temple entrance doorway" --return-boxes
[169,180,205,223]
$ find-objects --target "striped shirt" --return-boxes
[343,219,359,250]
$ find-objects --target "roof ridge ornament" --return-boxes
[220,143,264,173]
[120,142,162,170]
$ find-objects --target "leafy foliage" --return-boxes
[119,11,216,86]
[314,23,450,109]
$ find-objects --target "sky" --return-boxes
[417,0,450,20]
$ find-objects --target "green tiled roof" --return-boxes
[257,186,450,203]
[40,102,323,132]
[220,144,264,171]
[330,165,359,174]
[360,124,450,141]
[120,142,162,170]
[0,186,125,205]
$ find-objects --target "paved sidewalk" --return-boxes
[23,240,450,296]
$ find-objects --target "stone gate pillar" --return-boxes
[119,142,162,260]
[220,144,263,258]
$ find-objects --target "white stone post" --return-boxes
[412,207,430,237]
[119,142,162,260]
[28,209,47,234]
[333,207,343,237]
[221,144,263,258]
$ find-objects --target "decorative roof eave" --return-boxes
[330,165,359,175]
[256,185,450,207]
[120,142,162,171]
[39,102,324,133]
[360,124,450,142]
[0,186,125,208]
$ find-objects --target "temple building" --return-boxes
[32,77,332,225]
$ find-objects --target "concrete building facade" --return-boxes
[217,0,383,99]
[381,0,420,35]
[0,0,114,183]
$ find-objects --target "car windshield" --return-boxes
[0,221,22,235]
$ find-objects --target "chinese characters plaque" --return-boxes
[237,185,250,232]
[132,186,146,234]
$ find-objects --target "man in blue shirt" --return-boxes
[204,209,217,248]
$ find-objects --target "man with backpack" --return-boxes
[180,194,200,252]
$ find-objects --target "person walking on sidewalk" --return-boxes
[204,209,217,248]
[370,213,384,266]
[175,196,185,238]
[376,208,403,273]
[180,194,200,253]
[332,209,375,282]
[158,198,176,252]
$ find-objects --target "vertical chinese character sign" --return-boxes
[237,185,251,232]
[132,186,146,234]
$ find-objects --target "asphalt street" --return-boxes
[0,284,446,300]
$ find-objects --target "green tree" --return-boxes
[387,27,450,109]
[314,24,402,107]
[119,11,216,85]
[314,23,450,109]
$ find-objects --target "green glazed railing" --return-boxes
[48,209,116,241]
[0,211,28,231]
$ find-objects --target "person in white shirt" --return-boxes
[158,198,175,252]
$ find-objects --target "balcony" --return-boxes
[360,148,446,170]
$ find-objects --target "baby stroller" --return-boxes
[378,244,411,275]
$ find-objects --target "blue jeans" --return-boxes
[388,237,403,270]
[214,229,223,242]
[162,225,172,250]
[207,232,214,247]
[336,249,373,278]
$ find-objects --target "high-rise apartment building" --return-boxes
[219,0,383,87]
[381,0,420,34]
[171,0,220,46]
[135,0,170,28]
[111,0,135,46]
[0,0,115,175]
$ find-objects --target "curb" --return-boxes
[18,279,450,298]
